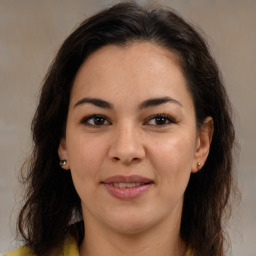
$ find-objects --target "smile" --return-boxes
[111,182,145,188]
[102,175,154,200]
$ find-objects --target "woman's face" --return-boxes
[59,42,210,234]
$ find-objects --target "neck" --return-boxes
[79,210,186,256]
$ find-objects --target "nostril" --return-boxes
[112,156,140,164]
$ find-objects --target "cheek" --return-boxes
[67,135,107,180]
[67,137,107,203]
[153,134,195,165]
[150,135,196,185]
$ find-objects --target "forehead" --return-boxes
[70,42,193,109]
[75,42,181,80]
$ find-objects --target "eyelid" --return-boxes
[144,113,176,126]
[80,113,176,127]
[80,114,112,127]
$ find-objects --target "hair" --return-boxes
[17,2,237,256]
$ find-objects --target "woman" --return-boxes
[5,2,236,256]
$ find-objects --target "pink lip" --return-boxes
[103,175,152,184]
[102,175,153,200]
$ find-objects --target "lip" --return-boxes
[103,175,153,184]
[102,175,154,200]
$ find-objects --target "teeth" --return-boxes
[113,183,142,188]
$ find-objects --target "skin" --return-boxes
[58,42,213,256]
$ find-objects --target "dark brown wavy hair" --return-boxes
[17,2,237,256]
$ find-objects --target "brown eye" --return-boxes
[93,116,106,125]
[82,115,111,127]
[146,114,174,126]
[155,116,169,125]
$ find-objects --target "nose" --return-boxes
[108,123,145,164]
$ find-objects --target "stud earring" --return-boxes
[197,162,201,170]
[59,160,67,167]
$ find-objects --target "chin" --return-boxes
[113,222,151,235]
[104,210,156,235]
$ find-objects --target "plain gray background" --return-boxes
[0,0,255,255]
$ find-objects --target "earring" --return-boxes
[59,160,67,166]
[197,162,201,170]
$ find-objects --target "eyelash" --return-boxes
[80,114,175,128]
[81,114,111,127]
[145,114,176,126]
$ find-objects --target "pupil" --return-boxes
[95,117,104,125]
[156,117,166,125]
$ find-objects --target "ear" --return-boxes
[192,117,214,173]
[58,138,70,170]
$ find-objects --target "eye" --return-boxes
[81,115,111,127]
[145,114,175,126]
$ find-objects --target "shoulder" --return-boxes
[185,247,194,256]
[3,246,34,256]
[3,236,79,256]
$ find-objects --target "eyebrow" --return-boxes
[73,97,113,109]
[139,96,183,109]
[73,96,182,110]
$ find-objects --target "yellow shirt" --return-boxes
[4,236,193,256]
[3,236,78,256]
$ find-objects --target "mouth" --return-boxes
[110,182,149,188]
[102,175,154,200]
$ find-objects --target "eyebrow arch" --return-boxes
[73,96,182,110]
[73,97,113,109]
[139,96,183,109]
